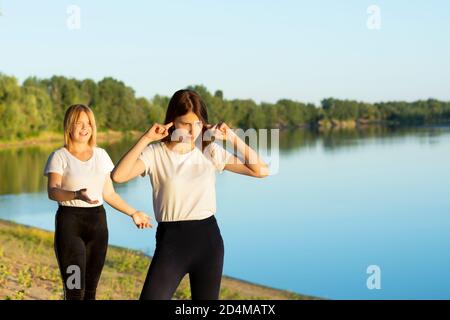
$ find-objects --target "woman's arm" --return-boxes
[111,122,173,183]
[208,123,270,178]
[103,175,152,229]
[47,172,99,204]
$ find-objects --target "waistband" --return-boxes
[57,205,105,213]
[157,214,217,229]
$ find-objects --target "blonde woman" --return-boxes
[44,104,151,300]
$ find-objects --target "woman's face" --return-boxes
[70,111,92,144]
[173,112,203,144]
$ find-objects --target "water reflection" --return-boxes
[0,125,449,195]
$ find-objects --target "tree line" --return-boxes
[1,73,450,140]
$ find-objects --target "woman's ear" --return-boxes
[168,125,175,140]
[201,125,208,140]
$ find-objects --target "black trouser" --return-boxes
[54,205,108,300]
[140,215,225,300]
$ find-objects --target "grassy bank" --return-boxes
[0,130,142,149]
[0,123,397,150]
[0,219,316,300]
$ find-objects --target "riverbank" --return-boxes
[0,124,400,150]
[3,123,450,150]
[0,219,317,300]
[0,130,142,149]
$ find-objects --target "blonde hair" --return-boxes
[63,104,97,148]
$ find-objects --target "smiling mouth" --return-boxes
[80,131,89,137]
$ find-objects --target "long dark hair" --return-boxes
[162,89,212,151]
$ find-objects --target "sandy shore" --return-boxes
[0,219,318,300]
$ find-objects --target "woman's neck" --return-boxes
[68,142,91,153]
[165,141,195,154]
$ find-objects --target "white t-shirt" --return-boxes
[138,141,233,222]
[44,147,115,207]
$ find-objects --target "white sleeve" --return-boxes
[43,151,65,176]
[138,144,154,177]
[101,149,115,174]
[207,142,233,173]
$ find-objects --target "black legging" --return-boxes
[140,215,225,300]
[54,205,108,300]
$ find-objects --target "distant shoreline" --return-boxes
[2,123,450,150]
[0,130,142,150]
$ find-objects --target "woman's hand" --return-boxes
[144,122,173,142]
[205,122,235,142]
[131,211,152,229]
[75,188,99,205]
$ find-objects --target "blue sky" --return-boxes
[1,0,449,104]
